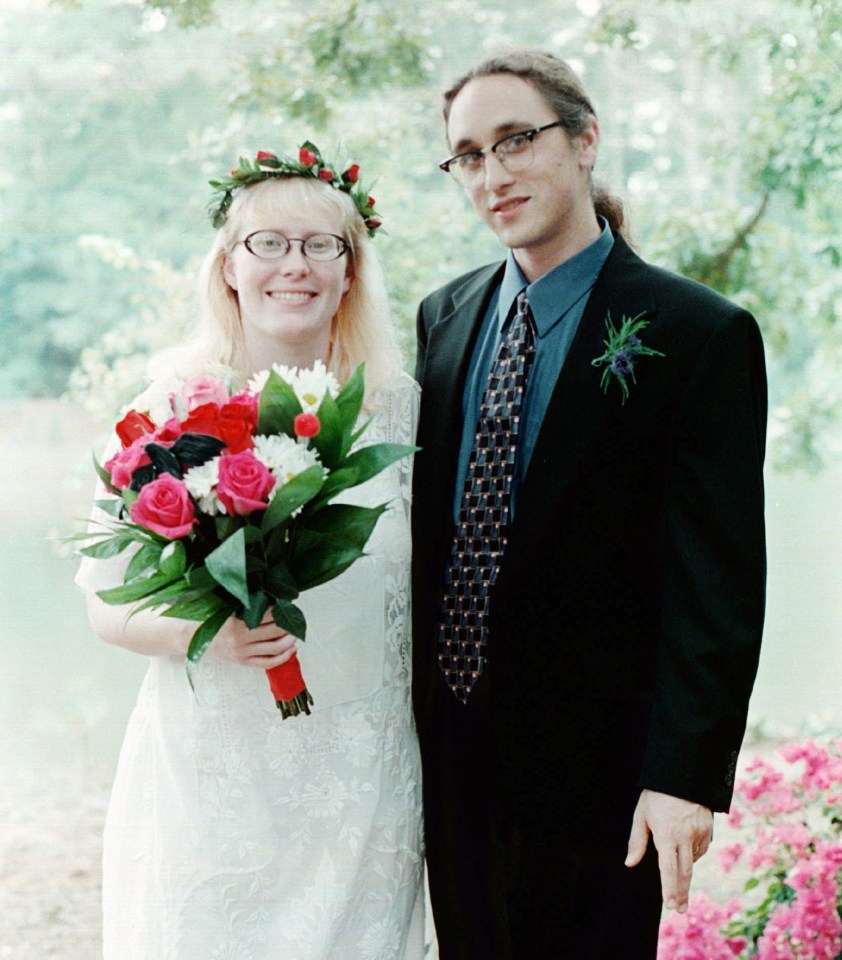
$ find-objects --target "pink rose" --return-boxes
[129,473,196,539]
[151,418,183,443]
[182,375,229,413]
[216,450,275,515]
[105,440,152,490]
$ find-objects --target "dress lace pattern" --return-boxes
[77,374,424,960]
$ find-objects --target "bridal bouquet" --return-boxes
[79,362,414,718]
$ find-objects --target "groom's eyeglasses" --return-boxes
[439,121,564,187]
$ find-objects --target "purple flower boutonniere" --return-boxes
[591,311,665,405]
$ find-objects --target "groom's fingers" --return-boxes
[624,799,650,868]
[658,840,694,913]
[655,842,679,911]
[625,789,708,913]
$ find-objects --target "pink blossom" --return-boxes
[737,764,785,802]
[779,740,842,796]
[105,440,152,489]
[770,822,813,858]
[718,842,745,873]
[749,829,780,872]
[181,374,229,413]
[657,894,743,960]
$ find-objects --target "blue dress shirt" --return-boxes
[454,220,614,520]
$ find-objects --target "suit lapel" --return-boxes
[418,263,504,474]
[501,236,657,584]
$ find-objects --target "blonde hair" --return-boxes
[167,176,402,403]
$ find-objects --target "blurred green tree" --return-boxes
[4,0,840,468]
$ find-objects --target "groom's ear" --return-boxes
[576,117,600,172]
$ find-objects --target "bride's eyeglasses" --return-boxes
[234,231,349,262]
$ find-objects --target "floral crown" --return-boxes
[208,141,383,238]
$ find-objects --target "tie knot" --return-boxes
[516,291,529,318]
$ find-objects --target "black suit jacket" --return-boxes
[412,235,766,851]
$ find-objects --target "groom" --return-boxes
[411,49,767,959]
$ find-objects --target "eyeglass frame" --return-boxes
[232,230,350,262]
[439,121,565,184]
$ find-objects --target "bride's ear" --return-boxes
[222,252,238,291]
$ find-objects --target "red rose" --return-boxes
[342,164,360,183]
[181,402,221,439]
[216,450,276,516]
[299,147,318,166]
[256,150,276,161]
[116,409,156,448]
[293,412,321,439]
[318,168,335,181]
[129,473,196,539]
[217,400,257,453]
[366,217,383,230]
[367,196,376,208]
[228,390,259,419]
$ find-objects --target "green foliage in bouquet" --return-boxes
[76,364,415,711]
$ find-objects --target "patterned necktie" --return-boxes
[437,291,536,702]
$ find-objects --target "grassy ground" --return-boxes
[0,765,110,959]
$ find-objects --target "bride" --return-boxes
[76,145,424,959]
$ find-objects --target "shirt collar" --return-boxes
[497,217,615,337]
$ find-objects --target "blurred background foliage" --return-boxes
[2,0,841,469]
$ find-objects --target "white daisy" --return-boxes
[246,362,299,395]
[247,361,340,413]
[253,434,323,490]
[293,360,340,412]
[183,457,225,515]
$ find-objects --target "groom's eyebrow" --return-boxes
[450,120,536,153]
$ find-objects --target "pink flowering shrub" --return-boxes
[658,739,842,960]
[658,893,745,959]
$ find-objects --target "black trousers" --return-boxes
[421,673,663,960]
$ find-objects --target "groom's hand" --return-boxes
[624,789,713,913]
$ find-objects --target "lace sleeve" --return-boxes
[383,372,420,526]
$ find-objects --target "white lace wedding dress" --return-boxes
[76,374,425,960]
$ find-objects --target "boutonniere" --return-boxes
[591,311,665,404]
